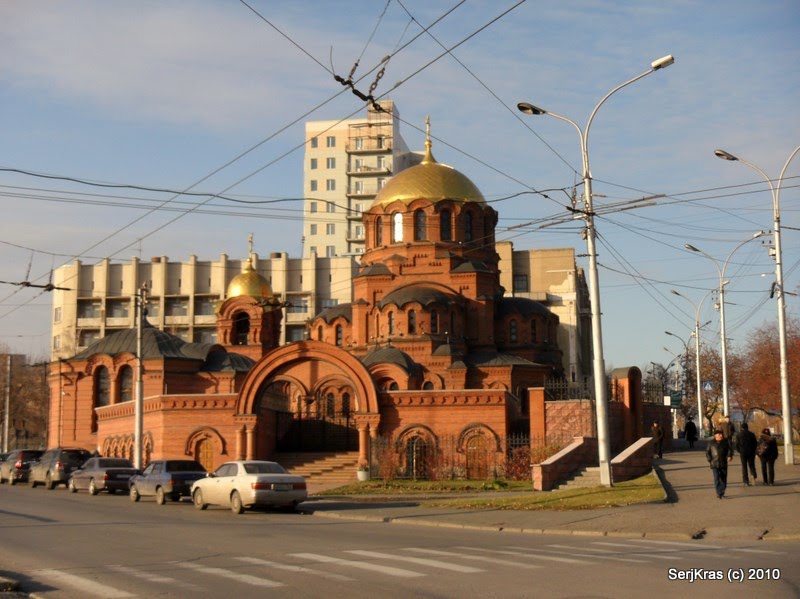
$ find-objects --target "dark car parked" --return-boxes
[68,457,138,495]
[29,448,93,489]
[0,449,44,485]
[129,459,207,505]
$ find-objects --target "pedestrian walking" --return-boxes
[706,429,733,498]
[684,420,698,449]
[735,422,757,486]
[720,415,736,456]
[756,428,779,486]
[650,420,664,459]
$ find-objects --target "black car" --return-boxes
[129,459,207,504]
[29,448,94,489]
[0,449,44,484]
[68,457,139,495]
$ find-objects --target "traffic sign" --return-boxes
[703,381,713,393]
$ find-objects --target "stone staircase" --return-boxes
[274,451,359,486]
[555,466,602,490]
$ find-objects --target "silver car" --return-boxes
[191,460,307,514]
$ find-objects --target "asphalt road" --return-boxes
[1,483,798,598]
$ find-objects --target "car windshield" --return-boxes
[21,451,43,460]
[98,459,133,468]
[243,462,286,475]
[64,450,92,465]
[166,460,205,472]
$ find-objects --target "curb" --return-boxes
[0,577,19,593]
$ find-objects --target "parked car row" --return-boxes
[0,449,308,515]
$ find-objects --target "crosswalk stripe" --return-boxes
[176,561,284,587]
[235,556,354,581]
[488,546,594,565]
[403,547,542,570]
[545,544,647,563]
[291,553,425,578]
[346,549,484,573]
[589,542,685,560]
[107,565,208,593]
[634,539,782,556]
[35,569,135,598]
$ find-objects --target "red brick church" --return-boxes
[48,129,564,480]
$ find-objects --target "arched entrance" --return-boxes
[195,438,214,471]
[466,435,489,479]
[237,341,380,457]
[405,436,431,480]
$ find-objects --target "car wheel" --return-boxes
[9,477,16,486]
[193,488,207,510]
[129,485,140,502]
[68,478,78,493]
[30,476,38,488]
[156,487,166,505]
[45,473,55,490]
[88,479,98,496]
[230,491,244,514]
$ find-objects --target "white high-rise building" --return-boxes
[302,100,422,257]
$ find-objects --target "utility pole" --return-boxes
[134,284,147,469]
[3,354,10,453]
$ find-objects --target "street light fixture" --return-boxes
[517,54,674,486]
[714,145,800,465]
[684,231,766,418]
[671,289,715,435]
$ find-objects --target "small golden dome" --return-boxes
[227,263,272,299]
[226,235,273,299]
[372,116,485,208]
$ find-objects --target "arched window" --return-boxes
[389,382,399,391]
[119,365,133,402]
[341,393,351,418]
[440,209,452,241]
[408,310,416,334]
[94,367,110,408]
[317,325,323,341]
[335,325,343,346]
[509,319,518,343]
[233,312,250,345]
[422,381,434,390]
[375,216,383,246]
[414,210,426,241]
[326,393,335,418]
[531,320,537,343]
[430,310,439,334]
[388,312,395,335]
[464,211,474,242]
[392,212,403,242]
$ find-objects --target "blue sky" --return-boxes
[1,0,798,373]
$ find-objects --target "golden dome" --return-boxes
[372,118,485,208]
[226,263,272,299]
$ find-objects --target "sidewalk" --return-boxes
[305,440,800,541]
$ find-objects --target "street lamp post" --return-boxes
[518,54,675,486]
[684,231,765,418]
[715,145,800,465]
[671,289,714,435]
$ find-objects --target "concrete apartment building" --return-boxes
[50,250,357,361]
[302,100,422,257]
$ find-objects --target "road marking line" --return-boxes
[107,565,205,592]
[345,549,484,573]
[176,561,283,587]
[290,552,424,578]
[403,548,542,570]
[235,557,354,581]
[36,569,134,598]
[589,542,685,560]
[545,544,647,563]
[485,546,594,565]
[731,548,784,555]
[633,539,724,549]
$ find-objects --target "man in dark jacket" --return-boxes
[650,420,664,459]
[735,422,758,486]
[757,428,779,486]
[684,420,698,449]
[706,429,733,498]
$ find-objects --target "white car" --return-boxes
[191,460,307,514]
